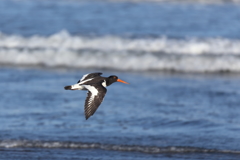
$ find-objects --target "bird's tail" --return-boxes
[64,84,86,90]
[64,85,72,90]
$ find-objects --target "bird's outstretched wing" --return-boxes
[83,82,107,120]
[77,73,102,83]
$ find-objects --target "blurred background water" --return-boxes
[1,0,240,159]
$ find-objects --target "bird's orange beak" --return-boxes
[117,79,129,84]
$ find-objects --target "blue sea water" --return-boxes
[1,68,240,159]
[1,0,240,159]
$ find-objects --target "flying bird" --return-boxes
[64,72,129,120]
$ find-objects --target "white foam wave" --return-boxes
[1,31,240,73]
[35,0,240,4]
[0,140,239,154]
[113,0,240,3]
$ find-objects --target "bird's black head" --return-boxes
[106,75,129,86]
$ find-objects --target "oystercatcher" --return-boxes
[64,72,129,120]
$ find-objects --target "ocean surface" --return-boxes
[1,0,240,159]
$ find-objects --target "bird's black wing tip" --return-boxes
[93,72,103,76]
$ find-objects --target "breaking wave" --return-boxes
[1,30,240,73]
[0,140,240,154]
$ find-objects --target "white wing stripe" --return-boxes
[88,96,94,105]
[80,73,90,82]
[78,78,93,85]
[83,85,99,96]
